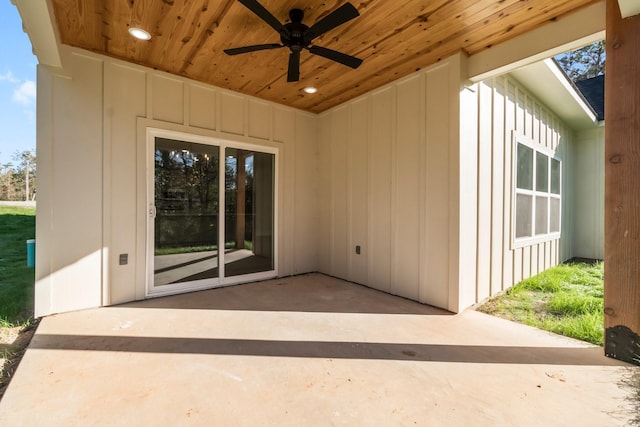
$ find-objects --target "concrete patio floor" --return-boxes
[0,273,637,426]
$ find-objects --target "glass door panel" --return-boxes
[153,138,219,286]
[224,148,275,277]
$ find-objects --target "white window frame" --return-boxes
[511,132,561,249]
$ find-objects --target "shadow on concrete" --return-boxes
[29,334,621,366]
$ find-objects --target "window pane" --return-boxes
[516,194,533,238]
[550,197,561,233]
[517,144,534,190]
[225,148,275,277]
[535,196,548,235]
[536,152,548,192]
[154,138,219,285]
[551,158,561,195]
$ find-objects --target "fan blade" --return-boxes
[224,44,283,55]
[308,45,363,69]
[287,50,300,82]
[237,0,285,34]
[304,2,359,43]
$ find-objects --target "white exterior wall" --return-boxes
[572,127,605,259]
[35,46,318,317]
[461,75,575,306]
[34,45,591,317]
[317,55,464,312]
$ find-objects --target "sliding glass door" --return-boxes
[147,130,276,296]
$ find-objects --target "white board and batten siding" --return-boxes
[572,127,604,260]
[36,45,582,317]
[318,59,576,312]
[461,76,576,306]
[318,55,464,312]
[35,46,318,316]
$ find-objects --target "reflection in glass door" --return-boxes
[224,148,275,277]
[153,138,220,286]
[148,132,276,296]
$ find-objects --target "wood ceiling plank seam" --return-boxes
[157,0,231,73]
[304,0,494,65]
[310,0,452,54]
[143,1,192,73]
[462,0,602,54]
[185,4,279,80]
[103,1,131,58]
[270,0,456,92]
[135,0,187,69]
[179,0,239,74]
[327,0,562,72]
[100,1,112,53]
[436,0,595,56]
[53,0,101,49]
[156,1,207,68]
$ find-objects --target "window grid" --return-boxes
[513,135,561,248]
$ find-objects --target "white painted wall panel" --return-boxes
[572,127,605,259]
[393,75,423,301]
[317,115,332,274]
[318,57,463,311]
[248,100,271,140]
[476,81,493,302]
[293,113,319,273]
[491,79,506,294]
[275,107,296,277]
[151,74,184,124]
[330,108,350,279]
[368,88,393,293]
[34,66,53,317]
[49,53,104,313]
[36,46,318,315]
[189,85,216,130]
[104,63,146,305]
[349,99,369,285]
[219,92,245,135]
[424,65,453,308]
[467,74,575,304]
[458,82,479,311]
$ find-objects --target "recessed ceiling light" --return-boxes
[303,87,318,94]
[128,27,151,41]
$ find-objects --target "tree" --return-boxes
[555,40,605,82]
[13,150,36,201]
[0,150,36,201]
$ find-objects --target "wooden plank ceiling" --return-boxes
[50,0,598,113]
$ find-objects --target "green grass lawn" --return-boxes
[477,261,604,345]
[0,206,35,327]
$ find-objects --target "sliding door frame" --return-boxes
[145,127,279,298]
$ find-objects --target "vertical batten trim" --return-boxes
[418,71,428,303]
[346,105,353,280]
[390,85,398,295]
[184,83,190,127]
[102,60,111,307]
[366,95,375,286]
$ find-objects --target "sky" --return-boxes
[0,2,37,166]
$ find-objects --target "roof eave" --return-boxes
[12,0,62,69]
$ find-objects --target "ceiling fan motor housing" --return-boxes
[282,9,309,49]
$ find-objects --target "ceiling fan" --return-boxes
[224,0,363,82]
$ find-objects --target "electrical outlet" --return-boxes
[355,245,361,255]
[119,254,128,265]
